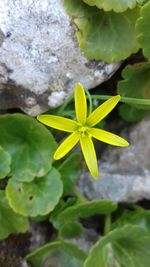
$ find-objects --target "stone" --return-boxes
[0,0,119,116]
[71,228,99,253]
[29,222,52,252]
[78,117,150,203]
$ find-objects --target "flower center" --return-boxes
[78,126,89,133]
[77,125,89,136]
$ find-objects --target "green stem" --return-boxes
[58,94,74,114]
[58,92,150,115]
[73,188,87,202]
[92,95,150,106]
[85,89,93,115]
[104,214,111,235]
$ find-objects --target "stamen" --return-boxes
[78,125,89,134]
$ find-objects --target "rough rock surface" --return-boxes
[78,117,150,203]
[0,0,119,116]
[72,228,98,253]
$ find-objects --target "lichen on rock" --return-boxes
[0,0,119,115]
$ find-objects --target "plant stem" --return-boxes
[58,94,74,114]
[85,89,93,115]
[92,95,150,106]
[104,214,111,235]
[73,188,87,202]
[58,92,150,116]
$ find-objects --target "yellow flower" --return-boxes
[37,83,129,178]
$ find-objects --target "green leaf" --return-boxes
[0,146,11,179]
[0,190,29,240]
[113,209,150,231]
[26,240,87,267]
[6,168,63,217]
[50,198,77,229]
[55,200,117,227]
[84,225,150,267]
[83,0,138,12]
[60,221,83,238]
[118,63,150,109]
[136,1,150,60]
[0,114,57,182]
[119,104,149,122]
[57,153,81,196]
[64,0,140,62]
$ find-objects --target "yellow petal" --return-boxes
[86,95,120,127]
[54,132,80,160]
[90,128,129,147]
[74,83,87,124]
[37,115,78,132]
[80,134,98,179]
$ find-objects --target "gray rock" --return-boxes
[29,222,52,252]
[71,228,99,253]
[21,261,30,267]
[78,117,150,203]
[0,0,119,116]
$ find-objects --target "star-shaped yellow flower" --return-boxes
[37,83,129,178]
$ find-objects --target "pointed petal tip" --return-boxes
[53,153,60,160]
[117,140,129,147]
[118,136,129,147]
[115,95,121,101]
[91,172,99,180]
[75,82,84,88]
[122,140,130,147]
[37,115,42,121]
[37,114,48,123]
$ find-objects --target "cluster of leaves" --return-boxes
[117,0,150,121]
[26,195,150,267]
[0,113,81,240]
[63,0,150,123]
[1,113,150,267]
[63,0,147,63]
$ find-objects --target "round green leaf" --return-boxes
[84,225,150,267]
[0,146,11,179]
[136,1,150,60]
[26,240,87,267]
[0,190,29,240]
[0,114,57,182]
[6,168,63,216]
[64,0,140,62]
[117,63,150,109]
[83,0,138,12]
